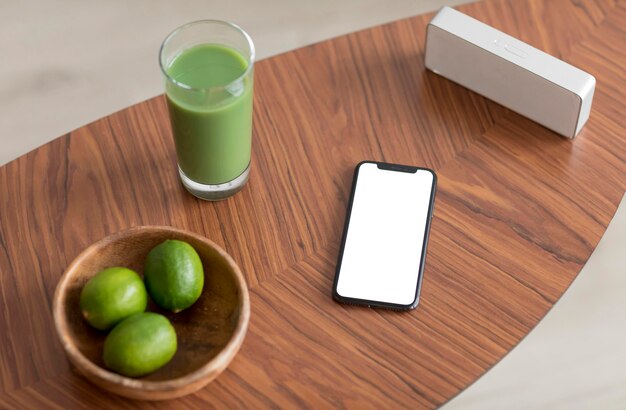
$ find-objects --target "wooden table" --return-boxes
[1,0,624,407]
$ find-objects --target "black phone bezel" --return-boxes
[332,160,437,311]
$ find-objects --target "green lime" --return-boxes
[103,312,177,377]
[79,267,147,330]
[144,239,204,313]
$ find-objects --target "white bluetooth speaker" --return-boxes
[425,7,595,138]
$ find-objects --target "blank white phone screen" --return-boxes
[336,163,434,305]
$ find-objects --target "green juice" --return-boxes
[166,44,253,185]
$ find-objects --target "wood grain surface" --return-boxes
[1,0,624,407]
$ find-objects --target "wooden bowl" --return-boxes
[53,226,250,400]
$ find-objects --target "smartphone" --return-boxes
[332,161,437,310]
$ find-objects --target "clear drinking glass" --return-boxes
[159,20,255,200]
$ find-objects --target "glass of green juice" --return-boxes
[159,20,255,200]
